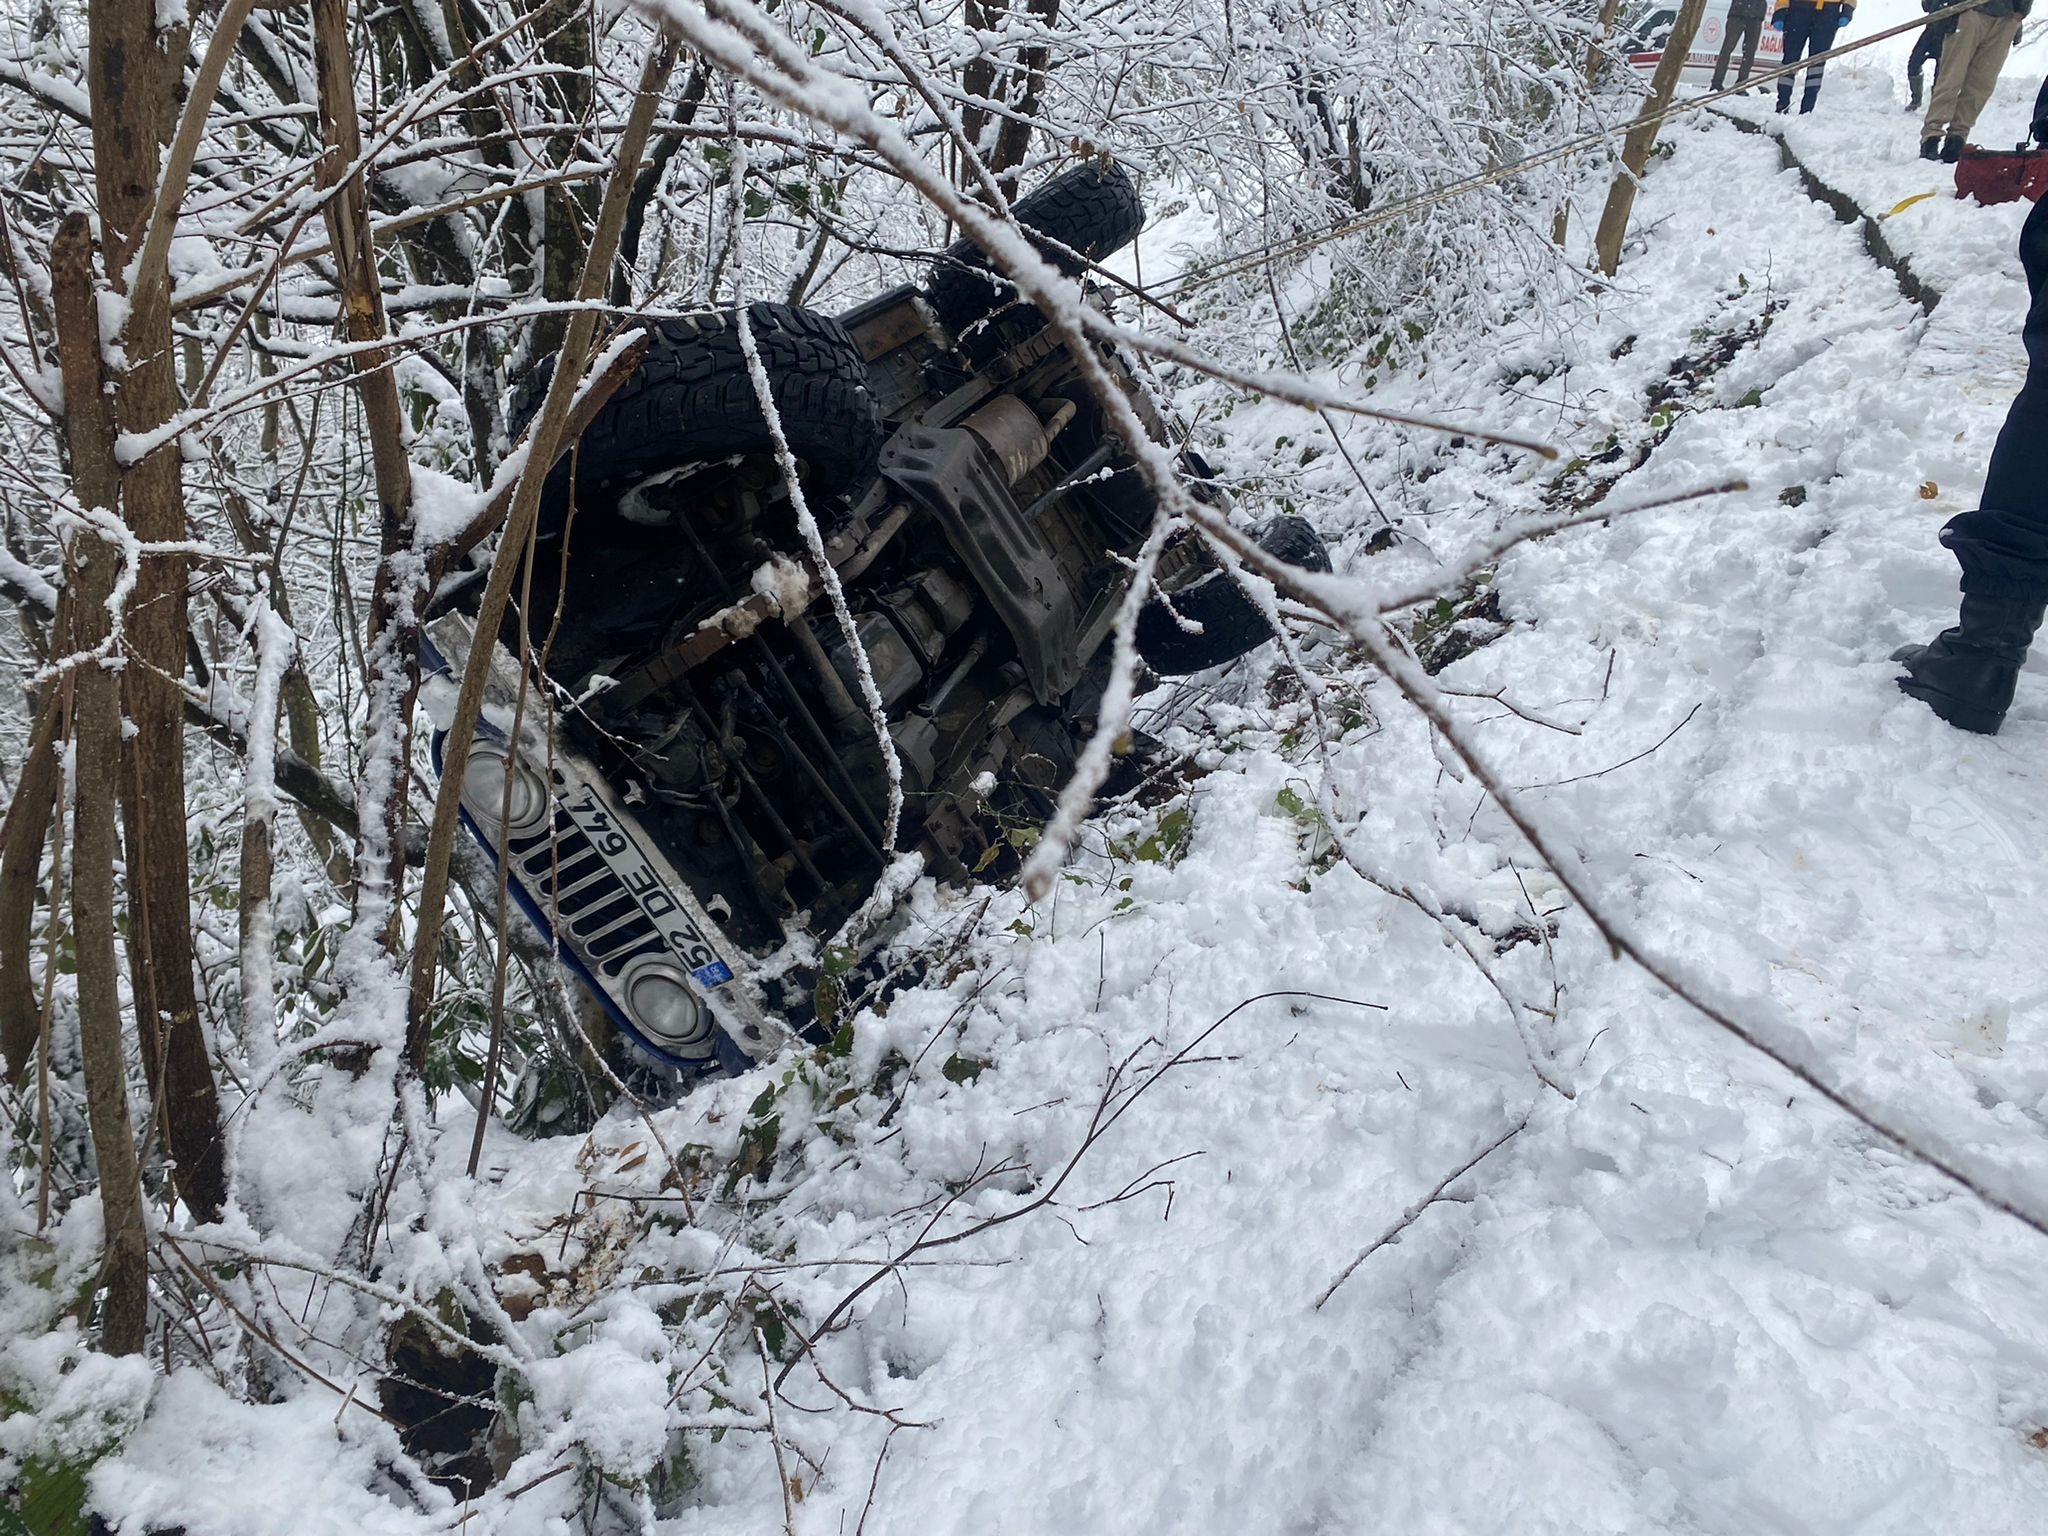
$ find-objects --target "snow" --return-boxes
[410,462,484,549]
[0,547,57,612]
[94,1373,431,1536]
[1716,2,2041,299]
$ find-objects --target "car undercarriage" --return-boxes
[425,160,1328,1094]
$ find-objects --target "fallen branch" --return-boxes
[1315,1116,1529,1308]
[779,989,1385,1388]
[1517,701,1701,790]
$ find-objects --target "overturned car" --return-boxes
[426,161,1327,1092]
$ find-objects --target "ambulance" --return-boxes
[1621,0,1787,85]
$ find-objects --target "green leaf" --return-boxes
[1275,786,1319,825]
[941,1054,987,1084]
[1132,806,1192,865]
[5,1454,93,1536]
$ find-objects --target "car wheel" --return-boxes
[1135,516,1333,675]
[510,301,883,521]
[927,159,1147,333]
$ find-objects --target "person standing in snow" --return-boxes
[1894,192,2048,734]
[1919,0,2030,161]
[1714,0,1772,90]
[1773,0,1854,114]
[1905,0,1958,112]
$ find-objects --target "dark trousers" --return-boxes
[1906,25,1946,99]
[1777,3,1846,114]
[1942,195,2048,598]
[1713,13,1763,89]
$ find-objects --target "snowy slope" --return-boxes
[71,65,2048,1536]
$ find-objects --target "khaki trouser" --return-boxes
[1922,9,2022,142]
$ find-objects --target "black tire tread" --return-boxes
[1136,516,1333,675]
[929,160,1146,331]
[512,302,882,514]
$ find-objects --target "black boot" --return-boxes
[1893,592,2048,735]
[1920,135,1942,160]
[1940,134,1965,163]
[1907,83,1923,111]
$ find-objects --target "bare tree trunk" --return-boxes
[0,685,62,1084]
[530,0,598,359]
[1585,0,1627,88]
[1593,0,1706,276]
[54,214,149,1356]
[89,0,227,1224]
[959,0,1062,195]
[616,62,709,308]
[989,0,1060,193]
[311,0,423,959]
[1555,0,1627,245]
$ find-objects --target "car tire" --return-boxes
[512,302,883,520]
[927,159,1146,333]
[1135,516,1333,675]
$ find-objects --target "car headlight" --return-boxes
[620,959,714,1059]
[461,740,551,841]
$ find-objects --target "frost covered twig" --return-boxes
[734,300,903,851]
[158,1235,398,1423]
[759,1325,799,1532]
[1314,1114,1529,1308]
[1516,700,1701,789]
[781,989,1384,1386]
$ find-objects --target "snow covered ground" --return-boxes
[38,51,2048,1536]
